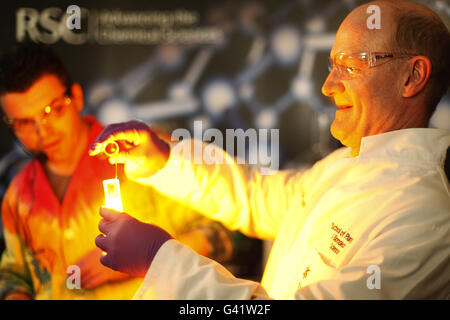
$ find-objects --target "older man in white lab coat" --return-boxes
[91,0,450,299]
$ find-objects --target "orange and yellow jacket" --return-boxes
[0,116,231,299]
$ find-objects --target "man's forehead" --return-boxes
[1,74,65,116]
[330,3,396,56]
[330,27,385,57]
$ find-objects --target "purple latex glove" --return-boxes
[95,207,173,277]
[89,120,170,178]
[89,120,151,155]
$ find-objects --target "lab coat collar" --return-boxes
[357,128,450,165]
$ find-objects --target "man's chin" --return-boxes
[330,125,355,148]
[330,124,346,144]
[30,151,49,163]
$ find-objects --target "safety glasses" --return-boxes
[3,92,72,133]
[328,51,418,79]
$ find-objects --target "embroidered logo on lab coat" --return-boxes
[329,222,353,255]
[302,266,311,279]
[297,265,311,289]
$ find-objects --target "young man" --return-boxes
[91,0,449,299]
[0,44,232,299]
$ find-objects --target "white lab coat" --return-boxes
[131,128,450,300]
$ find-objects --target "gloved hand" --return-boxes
[95,207,173,277]
[89,120,170,178]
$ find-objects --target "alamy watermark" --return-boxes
[171,121,280,175]
[66,5,81,30]
[66,265,81,290]
[366,5,381,30]
[366,264,381,290]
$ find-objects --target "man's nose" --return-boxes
[34,118,51,138]
[321,71,345,97]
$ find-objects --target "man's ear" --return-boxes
[70,83,84,112]
[402,56,432,98]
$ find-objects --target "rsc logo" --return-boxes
[16,5,87,45]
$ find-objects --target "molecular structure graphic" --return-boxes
[86,0,450,166]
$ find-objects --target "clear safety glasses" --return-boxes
[327,51,418,79]
[3,93,72,133]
